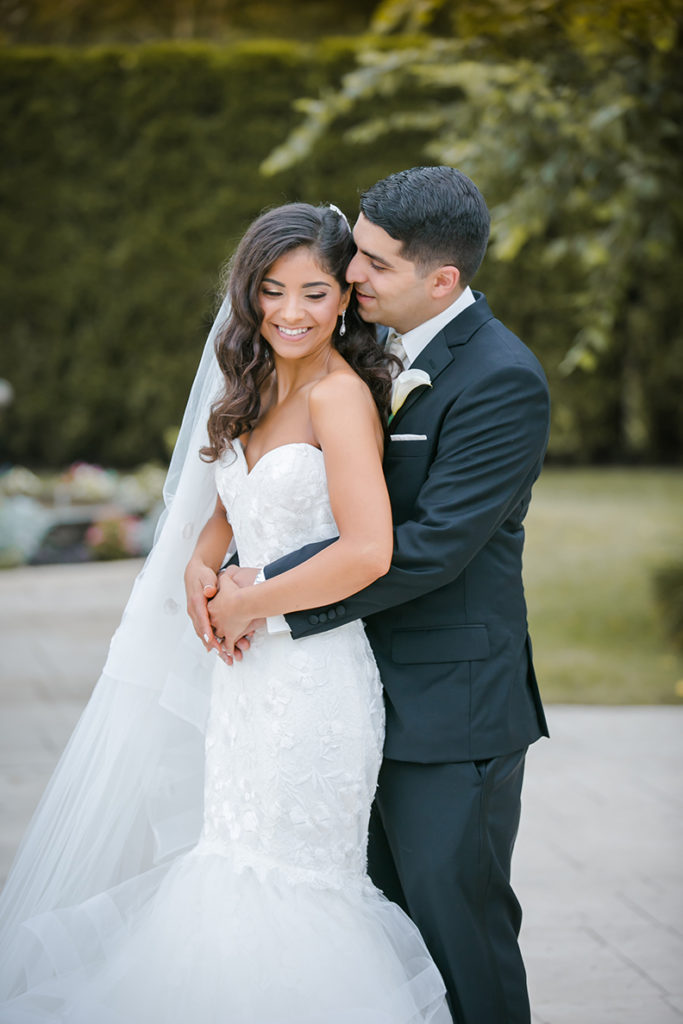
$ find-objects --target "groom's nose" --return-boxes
[346,251,364,284]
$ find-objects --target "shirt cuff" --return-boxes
[266,614,291,635]
[253,568,291,635]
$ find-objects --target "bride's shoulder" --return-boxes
[308,370,379,446]
[309,366,373,410]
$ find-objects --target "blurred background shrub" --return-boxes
[1,0,681,471]
[0,38,429,467]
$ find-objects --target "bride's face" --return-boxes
[258,247,350,361]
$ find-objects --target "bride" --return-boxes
[0,202,451,1022]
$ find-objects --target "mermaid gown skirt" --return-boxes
[0,442,450,1022]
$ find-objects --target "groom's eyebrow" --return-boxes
[360,247,394,269]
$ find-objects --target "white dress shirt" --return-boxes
[399,286,475,368]
[264,286,476,634]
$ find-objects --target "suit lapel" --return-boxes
[389,331,451,430]
[388,292,495,431]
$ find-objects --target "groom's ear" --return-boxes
[430,265,461,299]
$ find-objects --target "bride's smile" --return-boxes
[258,246,349,361]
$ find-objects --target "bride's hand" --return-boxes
[217,567,266,664]
[184,557,221,654]
[207,576,258,661]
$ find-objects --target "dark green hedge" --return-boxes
[1,40,430,467]
[0,0,374,46]
[1,40,668,468]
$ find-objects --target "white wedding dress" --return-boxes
[0,441,451,1023]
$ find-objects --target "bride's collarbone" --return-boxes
[244,390,320,468]
[241,422,320,472]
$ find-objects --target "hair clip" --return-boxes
[328,203,350,228]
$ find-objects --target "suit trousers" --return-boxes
[368,750,530,1024]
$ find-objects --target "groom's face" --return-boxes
[346,214,439,335]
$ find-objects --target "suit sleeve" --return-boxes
[265,360,550,639]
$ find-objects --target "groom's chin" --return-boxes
[356,307,377,325]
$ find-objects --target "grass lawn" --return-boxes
[523,467,683,704]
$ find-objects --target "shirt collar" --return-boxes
[401,286,475,367]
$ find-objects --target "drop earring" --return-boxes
[339,310,347,336]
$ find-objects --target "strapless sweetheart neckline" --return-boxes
[235,439,323,478]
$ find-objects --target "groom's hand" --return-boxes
[221,565,260,590]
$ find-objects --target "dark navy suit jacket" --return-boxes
[265,292,551,763]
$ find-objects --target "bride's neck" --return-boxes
[271,348,338,402]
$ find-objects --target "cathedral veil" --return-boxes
[0,294,232,997]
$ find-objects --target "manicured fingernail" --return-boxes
[203,633,210,643]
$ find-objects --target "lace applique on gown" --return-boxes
[0,442,451,1024]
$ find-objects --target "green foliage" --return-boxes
[0,0,372,45]
[2,3,682,467]
[263,0,683,463]
[0,40,428,468]
[1,43,294,466]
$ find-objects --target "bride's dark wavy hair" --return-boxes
[201,202,399,462]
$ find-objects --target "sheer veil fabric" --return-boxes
[0,296,232,996]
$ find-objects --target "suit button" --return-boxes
[318,612,328,623]
[335,604,345,616]
[327,608,336,620]
[308,614,319,625]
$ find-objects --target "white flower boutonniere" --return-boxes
[390,369,432,422]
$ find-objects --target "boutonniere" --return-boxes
[389,369,432,423]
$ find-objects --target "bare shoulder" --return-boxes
[309,367,373,411]
[309,368,381,449]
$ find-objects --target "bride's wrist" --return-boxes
[187,552,215,576]
[236,580,268,621]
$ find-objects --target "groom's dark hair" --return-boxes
[360,166,490,285]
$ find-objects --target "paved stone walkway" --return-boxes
[1,561,681,1022]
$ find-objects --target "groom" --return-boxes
[214,166,549,1022]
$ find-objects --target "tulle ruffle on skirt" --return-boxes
[0,847,450,1023]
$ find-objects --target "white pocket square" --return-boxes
[390,434,428,441]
